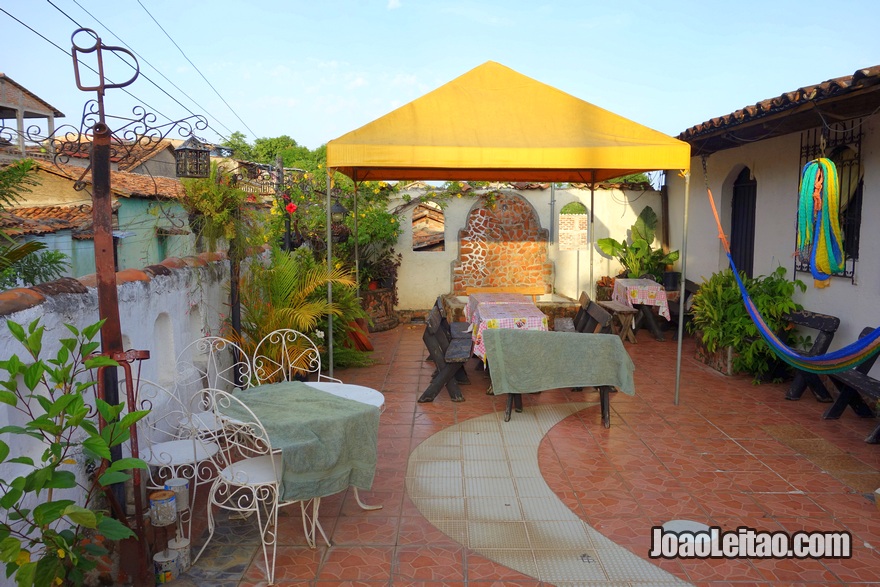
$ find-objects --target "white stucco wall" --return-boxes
[666,112,880,362]
[393,186,669,310]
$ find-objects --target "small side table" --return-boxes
[597,300,639,343]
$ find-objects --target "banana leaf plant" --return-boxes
[597,205,679,280]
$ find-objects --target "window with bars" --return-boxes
[795,120,863,281]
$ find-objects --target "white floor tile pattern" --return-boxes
[406,402,692,585]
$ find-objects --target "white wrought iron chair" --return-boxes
[174,336,252,437]
[192,389,329,585]
[134,380,224,540]
[250,329,341,385]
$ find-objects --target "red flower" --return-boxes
[285,202,297,214]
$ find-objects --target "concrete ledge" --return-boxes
[0,288,46,316]
[181,256,208,267]
[159,257,187,269]
[30,277,89,296]
[116,269,150,284]
[143,264,174,277]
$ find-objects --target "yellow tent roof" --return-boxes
[326,61,690,183]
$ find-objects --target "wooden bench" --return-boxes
[466,285,547,303]
[596,299,639,343]
[419,306,473,403]
[554,291,590,332]
[784,310,840,402]
[433,296,470,340]
[823,327,880,443]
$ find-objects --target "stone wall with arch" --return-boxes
[452,192,552,294]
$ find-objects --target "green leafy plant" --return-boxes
[231,246,370,371]
[0,319,149,586]
[0,250,70,290]
[688,266,806,381]
[596,205,679,280]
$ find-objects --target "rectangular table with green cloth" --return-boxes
[227,382,380,501]
[483,329,635,424]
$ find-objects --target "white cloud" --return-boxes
[346,76,368,90]
[387,0,401,9]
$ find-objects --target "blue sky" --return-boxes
[3,0,878,150]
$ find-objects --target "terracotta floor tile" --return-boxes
[317,546,394,581]
[676,556,765,582]
[750,493,831,519]
[393,545,465,582]
[330,515,400,545]
[240,545,326,582]
[686,490,769,520]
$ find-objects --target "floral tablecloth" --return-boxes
[472,302,549,360]
[612,278,670,320]
[465,293,532,324]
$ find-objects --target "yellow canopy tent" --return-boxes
[324,61,693,401]
[326,61,689,183]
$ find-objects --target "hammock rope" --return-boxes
[702,160,880,374]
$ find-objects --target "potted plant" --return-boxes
[596,205,679,281]
[688,266,806,381]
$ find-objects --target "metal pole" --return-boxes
[326,172,333,378]
[674,171,691,405]
[93,123,151,585]
[91,124,124,396]
[589,170,596,299]
[353,177,359,299]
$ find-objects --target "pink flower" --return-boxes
[285,203,297,214]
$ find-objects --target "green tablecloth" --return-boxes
[227,382,380,501]
[483,330,635,395]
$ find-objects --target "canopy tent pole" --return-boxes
[326,171,334,378]
[354,179,360,299]
[589,170,596,300]
[674,170,691,405]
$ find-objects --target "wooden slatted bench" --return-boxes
[433,296,470,339]
[420,306,472,403]
[784,310,840,402]
[597,300,639,343]
[823,327,880,443]
[554,291,589,332]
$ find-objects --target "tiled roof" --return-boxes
[0,203,106,237]
[55,137,176,171]
[36,161,185,199]
[678,65,880,156]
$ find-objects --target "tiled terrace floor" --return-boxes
[174,324,880,586]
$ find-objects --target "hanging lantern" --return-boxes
[331,200,348,223]
[174,136,210,178]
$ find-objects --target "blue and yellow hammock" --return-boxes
[704,159,880,375]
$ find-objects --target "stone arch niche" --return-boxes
[452,192,552,294]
